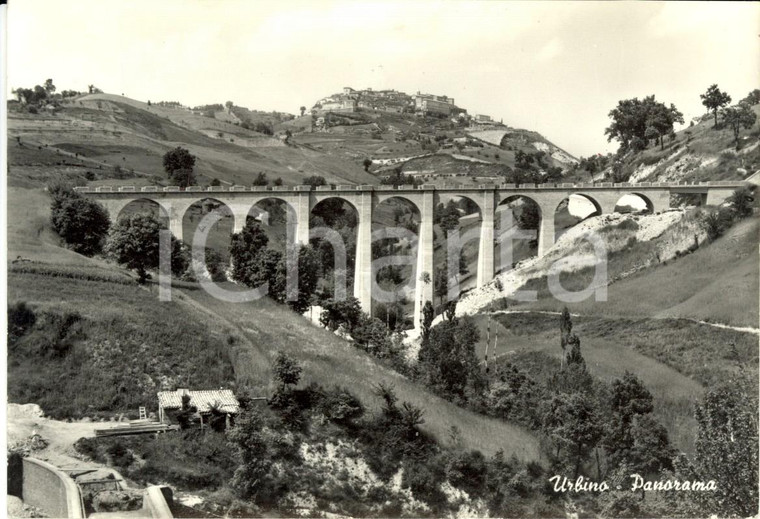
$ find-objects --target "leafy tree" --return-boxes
[105,214,183,282]
[435,200,461,238]
[302,175,327,187]
[628,414,675,476]
[209,178,221,186]
[299,106,306,116]
[700,84,732,128]
[694,379,758,516]
[701,206,735,241]
[319,297,363,332]
[727,186,755,218]
[273,177,283,187]
[51,195,111,255]
[43,78,56,95]
[721,102,757,149]
[601,371,654,471]
[272,352,302,387]
[420,301,434,344]
[542,391,602,477]
[252,172,268,186]
[163,147,196,187]
[741,88,760,106]
[516,202,539,230]
[279,244,322,314]
[380,168,422,187]
[254,121,273,135]
[418,316,485,400]
[225,100,233,110]
[363,158,372,171]
[605,95,683,152]
[228,408,272,501]
[646,102,684,149]
[229,220,282,292]
[559,307,572,364]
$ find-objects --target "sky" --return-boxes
[6,0,760,157]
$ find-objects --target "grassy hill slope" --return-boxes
[517,216,759,328]
[6,187,541,462]
[8,94,377,188]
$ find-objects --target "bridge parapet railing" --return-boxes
[252,186,271,192]
[206,186,226,192]
[375,186,396,191]
[336,185,354,191]
[96,186,114,192]
[163,186,180,192]
[141,186,158,192]
[315,185,334,191]
[185,186,204,192]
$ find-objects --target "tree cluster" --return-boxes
[48,181,111,257]
[229,219,321,313]
[605,95,683,152]
[163,146,196,188]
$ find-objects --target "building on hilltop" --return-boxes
[414,91,457,117]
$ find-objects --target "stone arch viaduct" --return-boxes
[77,181,746,323]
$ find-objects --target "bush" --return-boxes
[106,440,135,468]
[51,195,111,256]
[319,387,364,425]
[701,207,736,241]
[8,302,36,344]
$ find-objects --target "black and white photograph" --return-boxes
[2,1,759,517]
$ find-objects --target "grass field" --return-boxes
[512,216,759,327]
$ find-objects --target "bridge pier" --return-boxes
[477,192,495,287]
[414,190,435,327]
[353,191,374,315]
[537,215,556,257]
[294,192,312,245]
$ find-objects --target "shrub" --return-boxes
[319,387,364,425]
[701,207,735,241]
[8,302,36,344]
[106,440,135,468]
[51,195,111,256]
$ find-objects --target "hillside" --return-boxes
[7,186,541,461]
[563,102,760,185]
[7,93,377,188]
[8,86,584,192]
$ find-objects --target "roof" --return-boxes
[157,389,240,414]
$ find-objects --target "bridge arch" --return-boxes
[249,197,299,252]
[309,196,359,301]
[496,195,542,272]
[432,194,483,304]
[554,193,602,242]
[614,193,654,214]
[181,198,235,266]
[115,198,170,227]
[372,195,422,330]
